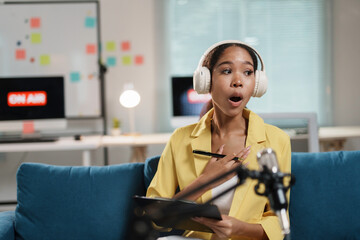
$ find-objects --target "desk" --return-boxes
[0,136,101,166]
[319,126,360,151]
[2,127,359,165]
[101,133,171,162]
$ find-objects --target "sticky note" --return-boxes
[121,41,131,51]
[15,49,26,60]
[70,72,81,82]
[39,55,50,65]
[86,44,96,54]
[30,17,41,28]
[122,56,131,65]
[31,33,41,44]
[135,55,144,65]
[106,41,116,52]
[106,57,116,67]
[85,17,96,28]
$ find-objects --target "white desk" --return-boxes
[101,133,171,162]
[2,127,359,165]
[319,126,360,151]
[0,136,101,166]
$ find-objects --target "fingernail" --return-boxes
[246,145,251,150]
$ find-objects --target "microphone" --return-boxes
[256,148,291,236]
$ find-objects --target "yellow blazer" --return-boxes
[147,108,291,240]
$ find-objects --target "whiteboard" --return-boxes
[0,1,101,118]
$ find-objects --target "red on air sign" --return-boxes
[187,89,212,104]
[7,91,47,107]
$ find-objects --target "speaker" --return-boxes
[193,40,268,97]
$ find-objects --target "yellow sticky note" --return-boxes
[40,55,50,65]
[122,56,131,65]
[31,33,41,44]
[106,41,116,51]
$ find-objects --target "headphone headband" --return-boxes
[197,40,265,72]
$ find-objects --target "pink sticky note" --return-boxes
[135,55,144,65]
[86,44,96,54]
[23,121,35,134]
[15,49,26,60]
[121,41,131,51]
[30,17,41,28]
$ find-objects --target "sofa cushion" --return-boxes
[0,211,15,239]
[15,162,145,240]
[144,155,160,189]
[290,151,360,239]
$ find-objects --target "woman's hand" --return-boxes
[174,145,250,201]
[193,215,267,240]
[199,144,251,190]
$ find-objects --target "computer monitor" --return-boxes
[171,76,211,128]
[0,76,66,136]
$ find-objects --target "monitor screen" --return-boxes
[0,76,66,134]
[171,76,211,128]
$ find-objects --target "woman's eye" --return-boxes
[244,70,254,76]
[222,69,232,74]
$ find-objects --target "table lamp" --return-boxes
[119,83,141,134]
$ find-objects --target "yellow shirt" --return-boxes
[147,108,291,240]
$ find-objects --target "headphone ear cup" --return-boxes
[252,70,268,98]
[193,66,211,94]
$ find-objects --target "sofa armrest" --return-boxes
[0,211,15,240]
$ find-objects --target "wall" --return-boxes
[0,0,359,204]
[332,0,360,149]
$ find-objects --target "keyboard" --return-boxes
[0,137,58,144]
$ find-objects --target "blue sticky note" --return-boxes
[85,17,96,28]
[70,72,81,82]
[106,57,116,67]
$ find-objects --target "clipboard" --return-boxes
[133,195,222,233]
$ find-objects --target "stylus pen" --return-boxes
[192,150,241,161]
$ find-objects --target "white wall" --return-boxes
[0,0,360,204]
[333,0,360,149]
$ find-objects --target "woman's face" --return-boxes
[210,46,255,117]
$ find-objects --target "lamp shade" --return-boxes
[119,89,140,108]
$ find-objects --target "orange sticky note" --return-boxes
[15,49,26,60]
[23,121,35,134]
[86,44,96,54]
[135,55,144,65]
[30,17,41,28]
[121,41,131,51]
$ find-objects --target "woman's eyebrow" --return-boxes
[215,60,254,68]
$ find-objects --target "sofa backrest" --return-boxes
[290,151,360,239]
[15,162,145,240]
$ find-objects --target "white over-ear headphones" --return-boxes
[193,40,268,98]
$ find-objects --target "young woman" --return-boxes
[147,40,291,240]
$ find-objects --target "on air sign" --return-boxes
[7,91,47,107]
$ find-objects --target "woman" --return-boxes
[147,41,291,240]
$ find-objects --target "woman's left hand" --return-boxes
[192,215,244,239]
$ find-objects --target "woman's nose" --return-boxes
[232,78,243,88]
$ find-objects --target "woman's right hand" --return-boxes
[199,144,251,190]
[174,145,250,201]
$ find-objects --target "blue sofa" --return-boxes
[1,151,360,240]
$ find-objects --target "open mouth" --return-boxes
[229,96,242,102]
